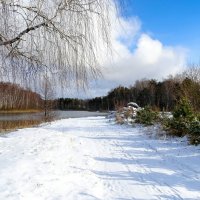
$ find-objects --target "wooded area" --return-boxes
[0,67,199,112]
[57,68,200,112]
[0,82,42,110]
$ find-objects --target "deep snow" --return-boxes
[0,116,200,200]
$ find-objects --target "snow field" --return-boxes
[0,116,200,200]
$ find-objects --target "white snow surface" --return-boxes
[0,116,200,200]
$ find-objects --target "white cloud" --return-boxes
[104,33,187,83]
[62,7,187,99]
[84,15,187,98]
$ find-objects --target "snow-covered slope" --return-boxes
[0,117,200,200]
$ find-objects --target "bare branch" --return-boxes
[0,22,48,46]
[0,0,117,90]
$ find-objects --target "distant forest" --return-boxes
[57,67,200,112]
[57,77,200,112]
[0,82,43,110]
[0,67,199,112]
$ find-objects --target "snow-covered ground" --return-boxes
[0,116,200,200]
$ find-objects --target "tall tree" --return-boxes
[0,0,116,88]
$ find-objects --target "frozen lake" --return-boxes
[0,111,107,121]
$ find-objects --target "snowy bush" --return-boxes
[115,114,125,124]
[164,98,194,136]
[135,106,158,126]
[189,121,200,145]
[164,98,200,144]
[165,118,190,137]
[172,98,194,120]
[114,103,141,124]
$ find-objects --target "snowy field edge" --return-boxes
[0,116,200,200]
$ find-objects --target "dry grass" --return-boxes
[0,120,42,133]
[0,109,42,114]
[115,114,124,124]
[0,110,57,134]
[124,109,134,119]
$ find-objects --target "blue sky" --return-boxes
[122,0,200,61]
[70,0,200,98]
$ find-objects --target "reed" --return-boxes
[0,120,42,133]
[0,110,42,114]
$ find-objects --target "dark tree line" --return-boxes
[86,80,181,111]
[56,69,200,112]
[56,98,86,111]
[1,68,199,112]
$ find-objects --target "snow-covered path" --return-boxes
[0,117,200,200]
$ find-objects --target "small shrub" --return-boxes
[173,98,194,120]
[164,98,194,136]
[189,120,200,134]
[189,121,200,145]
[164,98,200,145]
[135,106,158,126]
[164,118,190,137]
[197,113,200,121]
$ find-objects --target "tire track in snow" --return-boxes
[112,139,172,200]
[112,138,184,200]
[97,123,163,200]
[105,123,185,200]
[91,127,136,200]
[85,123,137,200]
[143,141,200,180]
